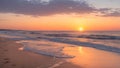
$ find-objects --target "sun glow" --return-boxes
[79,27,84,31]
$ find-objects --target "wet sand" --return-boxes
[0,38,80,68]
[64,46,120,68]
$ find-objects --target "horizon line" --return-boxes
[0,29,120,32]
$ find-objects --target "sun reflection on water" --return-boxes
[78,46,83,54]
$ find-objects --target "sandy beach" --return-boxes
[0,38,80,68]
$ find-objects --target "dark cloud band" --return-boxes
[0,0,95,16]
[0,0,119,17]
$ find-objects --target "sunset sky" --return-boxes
[0,0,120,31]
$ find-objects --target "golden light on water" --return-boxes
[78,47,83,53]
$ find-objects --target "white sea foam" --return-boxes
[17,40,75,58]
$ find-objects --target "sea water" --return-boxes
[0,30,120,58]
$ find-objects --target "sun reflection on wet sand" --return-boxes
[18,47,24,51]
[63,46,120,68]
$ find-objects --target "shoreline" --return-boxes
[0,37,120,68]
[0,38,80,68]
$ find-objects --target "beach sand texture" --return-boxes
[0,38,80,68]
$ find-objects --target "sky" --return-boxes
[0,0,120,31]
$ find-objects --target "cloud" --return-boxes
[98,8,120,17]
[0,0,95,16]
[0,0,119,17]
[104,11,120,17]
[103,10,120,17]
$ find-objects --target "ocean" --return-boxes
[0,30,120,58]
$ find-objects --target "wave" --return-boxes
[45,34,120,40]
[77,35,120,40]
[38,37,120,54]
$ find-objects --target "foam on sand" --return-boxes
[16,40,75,58]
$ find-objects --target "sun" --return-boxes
[79,27,84,31]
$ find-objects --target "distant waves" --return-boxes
[45,34,120,40]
